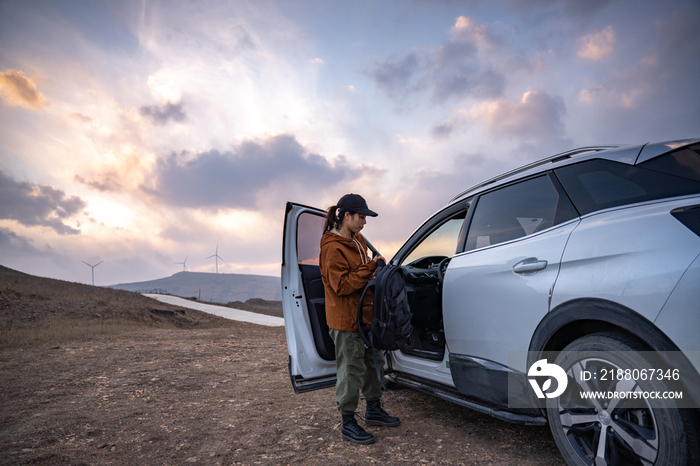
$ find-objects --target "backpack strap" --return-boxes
[356,277,387,391]
[356,277,375,350]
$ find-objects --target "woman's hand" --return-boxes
[372,255,386,263]
[370,255,386,279]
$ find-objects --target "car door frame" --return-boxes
[282,202,337,393]
[387,199,472,386]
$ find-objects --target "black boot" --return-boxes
[341,414,375,444]
[365,399,400,427]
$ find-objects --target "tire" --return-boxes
[545,332,699,466]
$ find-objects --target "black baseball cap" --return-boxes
[338,193,378,217]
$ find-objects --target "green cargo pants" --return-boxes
[329,328,385,416]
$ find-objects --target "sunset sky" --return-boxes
[1,0,699,286]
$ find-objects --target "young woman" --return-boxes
[319,193,400,445]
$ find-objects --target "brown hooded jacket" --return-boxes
[319,230,378,332]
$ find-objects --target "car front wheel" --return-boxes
[546,332,699,466]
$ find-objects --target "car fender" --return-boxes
[528,298,700,407]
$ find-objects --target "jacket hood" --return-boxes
[321,230,358,247]
[321,230,372,265]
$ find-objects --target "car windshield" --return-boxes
[401,214,466,266]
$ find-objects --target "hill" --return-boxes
[109,271,281,303]
[0,265,236,348]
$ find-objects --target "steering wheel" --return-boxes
[436,257,451,285]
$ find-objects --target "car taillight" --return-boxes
[671,205,700,237]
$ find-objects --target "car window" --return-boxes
[555,158,700,216]
[639,143,700,183]
[297,212,325,265]
[465,174,577,252]
[401,212,467,266]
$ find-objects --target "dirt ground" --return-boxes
[0,266,566,465]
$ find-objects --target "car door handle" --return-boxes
[513,258,548,274]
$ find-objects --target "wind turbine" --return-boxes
[175,255,189,271]
[82,260,103,286]
[207,245,224,273]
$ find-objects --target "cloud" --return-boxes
[412,152,487,195]
[578,84,644,108]
[72,145,152,198]
[431,90,567,143]
[565,5,700,143]
[365,52,424,101]
[0,228,41,255]
[578,85,606,104]
[231,26,257,53]
[365,16,505,105]
[430,118,457,139]
[498,0,615,16]
[147,73,183,102]
[74,173,122,192]
[431,17,505,102]
[0,70,46,109]
[431,51,504,102]
[384,150,490,233]
[577,25,615,60]
[576,5,699,120]
[68,113,93,124]
[0,169,86,235]
[139,101,187,125]
[655,5,700,54]
[142,134,382,210]
[451,16,494,48]
[470,90,566,140]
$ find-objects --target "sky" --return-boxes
[1,0,699,286]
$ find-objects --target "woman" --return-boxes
[319,193,400,445]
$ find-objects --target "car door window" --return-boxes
[297,212,325,265]
[465,174,577,252]
[401,212,467,266]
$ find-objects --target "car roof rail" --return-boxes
[449,145,621,202]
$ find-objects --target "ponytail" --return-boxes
[325,205,354,232]
[324,205,339,232]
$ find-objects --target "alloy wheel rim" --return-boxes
[556,358,659,466]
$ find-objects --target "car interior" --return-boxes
[399,254,449,360]
[397,210,468,361]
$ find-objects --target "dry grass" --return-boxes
[0,318,142,348]
[0,265,236,349]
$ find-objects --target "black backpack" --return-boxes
[357,260,413,388]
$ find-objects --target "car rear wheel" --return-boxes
[546,332,699,466]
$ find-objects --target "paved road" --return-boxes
[143,294,285,327]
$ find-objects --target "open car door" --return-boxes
[281,202,337,393]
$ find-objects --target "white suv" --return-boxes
[282,139,700,465]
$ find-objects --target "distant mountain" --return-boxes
[109,271,281,303]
